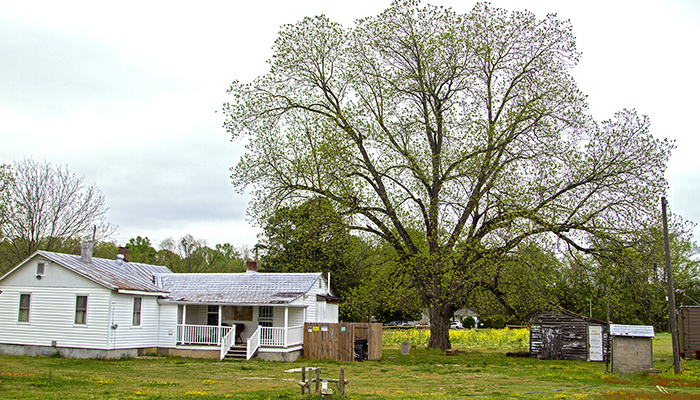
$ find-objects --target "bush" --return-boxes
[491,315,506,329]
[462,316,476,329]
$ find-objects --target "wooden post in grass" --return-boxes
[307,368,312,396]
[315,367,320,394]
[339,367,345,395]
[300,366,306,395]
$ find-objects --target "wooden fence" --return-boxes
[303,323,382,361]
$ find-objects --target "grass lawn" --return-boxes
[1,331,699,399]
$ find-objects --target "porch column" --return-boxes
[181,304,187,344]
[284,307,289,348]
[218,305,223,345]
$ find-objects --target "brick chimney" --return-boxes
[246,260,257,273]
[118,247,129,262]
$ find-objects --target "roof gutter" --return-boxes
[118,289,170,297]
[157,299,308,307]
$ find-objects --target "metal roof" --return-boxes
[157,271,322,304]
[3,251,324,303]
[36,251,171,293]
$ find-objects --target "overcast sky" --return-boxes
[2,0,699,249]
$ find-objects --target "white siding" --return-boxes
[326,303,339,322]
[182,305,209,325]
[289,307,304,327]
[272,306,284,326]
[105,292,162,349]
[158,303,178,348]
[1,256,104,290]
[304,276,336,323]
[0,286,111,349]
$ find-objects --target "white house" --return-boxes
[0,245,339,361]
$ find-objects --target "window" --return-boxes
[258,306,273,327]
[18,293,31,323]
[132,297,142,326]
[207,305,219,326]
[37,262,45,275]
[222,306,253,321]
[75,295,87,324]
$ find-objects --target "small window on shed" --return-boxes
[37,262,45,276]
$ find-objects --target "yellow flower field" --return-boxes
[384,327,529,351]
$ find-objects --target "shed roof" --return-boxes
[531,304,609,326]
[7,251,172,293]
[157,271,322,304]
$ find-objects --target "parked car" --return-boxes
[450,320,464,329]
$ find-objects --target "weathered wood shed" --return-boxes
[530,306,609,361]
[678,306,700,359]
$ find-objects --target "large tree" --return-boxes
[224,1,673,349]
[0,159,115,272]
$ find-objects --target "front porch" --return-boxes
[175,304,305,360]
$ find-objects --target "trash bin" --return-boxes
[354,339,368,361]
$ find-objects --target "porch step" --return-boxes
[224,345,248,360]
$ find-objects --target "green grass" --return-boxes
[0,333,699,399]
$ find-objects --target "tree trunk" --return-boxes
[427,303,453,350]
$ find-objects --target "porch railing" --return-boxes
[220,326,237,360]
[259,325,304,347]
[287,325,304,347]
[247,327,260,360]
[177,324,232,346]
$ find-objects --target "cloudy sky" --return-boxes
[2,0,699,249]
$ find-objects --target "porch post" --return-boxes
[218,305,223,345]
[181,304,187,344]
[284,307,289,348]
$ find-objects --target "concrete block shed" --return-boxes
[678,306,700,359]
[610,324,655,374]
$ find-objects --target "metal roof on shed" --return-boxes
[157,271,322,304]
[35,251,171,293]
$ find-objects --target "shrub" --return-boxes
[462,315,476,329]
[491,315,506,329]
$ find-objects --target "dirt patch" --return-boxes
[603,376,632,384]
[602,391,700,399]
[648,377,700,387]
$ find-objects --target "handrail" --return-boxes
[246,326,261,360]
[220,325,236,360]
